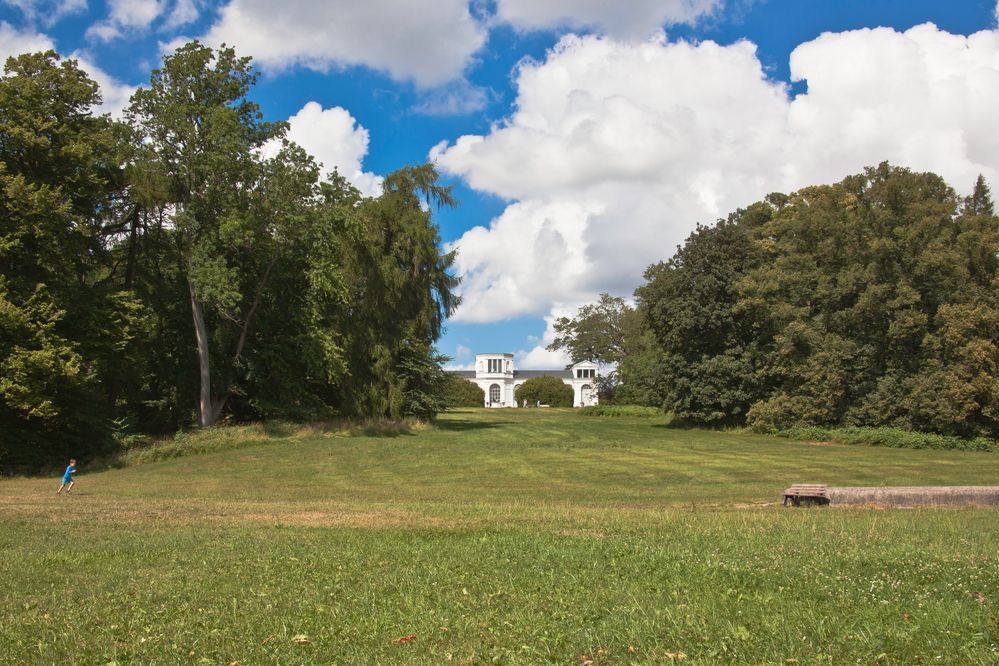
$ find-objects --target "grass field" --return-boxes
[2,408,997,664]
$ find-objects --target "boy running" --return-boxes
[57,459,76,495]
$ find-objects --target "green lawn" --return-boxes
[2,409,997,664]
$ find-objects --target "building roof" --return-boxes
[445,368,575,379]
[513,369,572,379]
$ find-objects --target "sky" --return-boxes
[3,0,999,370]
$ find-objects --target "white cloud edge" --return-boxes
[433,20,999,367]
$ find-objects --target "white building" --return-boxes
[449,353,599,408]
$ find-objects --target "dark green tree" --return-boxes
[547,293,633,364]
[127,41,286,426]
[638,202,772,423]
[336,164,461,419]
[515,376,574,408]
[546,293,666,405]
[442,374,486,408]
[740,164,999,436]
[0,51,132,469]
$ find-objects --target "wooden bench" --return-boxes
[783,484,829,506]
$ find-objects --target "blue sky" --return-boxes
[3,0,999,368]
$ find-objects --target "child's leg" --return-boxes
[65,480,74,493]
[57,482,64,494]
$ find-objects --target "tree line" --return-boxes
[550,164,999,439]
[1,43,459,471]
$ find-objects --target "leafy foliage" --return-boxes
[637,163,999,438]
[547,293,632,364]
[638,203,773,423]
[443,374,485,408]
[546,293,667,406]
[577,405,664,417]
[0,44,460,471]
[774,425,995,452]
[514,376,574,407]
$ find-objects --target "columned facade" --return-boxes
[449,353,600,408]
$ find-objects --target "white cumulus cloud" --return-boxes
[278,101,382,197]
[514,313,573,369]
[87,0,166,41]
[0,20,55,63]
[201,0,487,87]
[163,0,199,29]
[1,0,86,27]
[433,22,999,364]
[495,0,722,39]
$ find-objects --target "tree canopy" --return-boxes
[0,45,461,471]
[635,163,999,437]
[515,376,574,408]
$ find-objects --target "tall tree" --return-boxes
[638,202,772,423]
[0,51,130,468]
[732,164,999,436]
[336,164,461,419]
[545,293,663,404]
[547,293,633,365]
[127,41,285,426]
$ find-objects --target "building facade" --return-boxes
[449,353,599,408]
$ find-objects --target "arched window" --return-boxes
[581,384,593,406]
[489,384,501,404]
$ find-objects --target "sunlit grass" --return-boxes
[2,408,997,663]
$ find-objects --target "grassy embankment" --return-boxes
[1,408,997,664]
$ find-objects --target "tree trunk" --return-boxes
[189,280,216,427]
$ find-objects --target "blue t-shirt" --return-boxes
[62,465,75,481]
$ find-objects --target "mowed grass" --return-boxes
[1,409,997,664]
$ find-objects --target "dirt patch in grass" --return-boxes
[0,491,466,530]
[222,508,460,529]
[556,528,608,539]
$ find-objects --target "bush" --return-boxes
[515,376,574,408]
[443,374,485,408]
[772,425,995,452]
[578,405,664,418]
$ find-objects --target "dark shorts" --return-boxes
[62,477,73,484]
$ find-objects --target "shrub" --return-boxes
[515,376,574,408]
[443,374,485,408]
[773,425,995,452]
[833,427,994,452]
[578,405,664,417]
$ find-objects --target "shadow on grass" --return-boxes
[433,419,501,433]
[349,423,417,438]
[651,417,740,432]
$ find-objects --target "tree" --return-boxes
[127,41,286,426]
[0,43,466,470]
[638,203,772,423]
[547,293,666,405]
[608,327,669,407]
[515,376,574,407]
[964,174,994,217]
[335,164,461,419]
[547,293,634,365]
[0,51,130,469]
[737,164,999,436]
[443,375,486,408]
